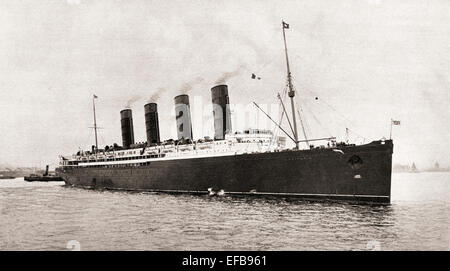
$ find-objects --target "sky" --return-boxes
[0,0,449,169]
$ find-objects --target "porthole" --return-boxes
[348,155,363,169]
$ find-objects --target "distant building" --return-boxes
[423,161,450,172]
[393,162,422,173]
[393,163,411,173]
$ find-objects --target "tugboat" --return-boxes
[0,174,15,180]
[24,165,63,182]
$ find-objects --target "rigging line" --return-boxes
[273,86,288,128]
[290,77,368,139]
[288,71,367,142]
[296,108,310,148]
[272,87,289,145]
[272,101,283,142]
[302,108,313,137]
[253,102,296,144]
[286,73,315,140]
[296,103,309,132]
[295,100,314,144]
[321,99,357,126]
[269,86,287,144]
[277,92,296,138]
[278,87,288,122]
[322,101,367,140]
[296,101,312,138]
[346,127,366,142]
[99,134,107,148]
[301,102,333,138]
[274,86,289,139]
[270,93,284,145]
[82,128,94,150]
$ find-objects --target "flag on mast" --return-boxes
[390,119,400,139]
[282,21,289,29]
[251,73,261,80]
[93,94,98,99]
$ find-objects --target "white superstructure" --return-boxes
[60,129,286,167]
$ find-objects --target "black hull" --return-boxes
[0,176,15,179]
[24,176,64,182]
[56,140,393,203]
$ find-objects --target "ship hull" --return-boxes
[24,176,64,182]
[56,140,393,203]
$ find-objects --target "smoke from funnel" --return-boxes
[180,77,204,94]
[214,64,247,85]
[148,87,165,103]
[124,95,142,108]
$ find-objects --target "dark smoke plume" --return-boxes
[214,64,247,85]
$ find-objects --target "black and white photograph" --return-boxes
[0,0,449,254]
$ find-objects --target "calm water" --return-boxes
[0,173,449,250]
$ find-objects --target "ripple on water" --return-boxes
[0,173,449,250]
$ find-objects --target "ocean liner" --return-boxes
[56,22,393,203]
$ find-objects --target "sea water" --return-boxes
[0,173,449,250]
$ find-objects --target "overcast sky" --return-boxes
[0,0,448,168]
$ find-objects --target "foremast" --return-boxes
[282,20,299,150]
[92,94,99,153]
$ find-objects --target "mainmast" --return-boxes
[92,94,99,153]
[282,20,299,150]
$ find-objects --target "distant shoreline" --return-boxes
[393,170,450,173]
